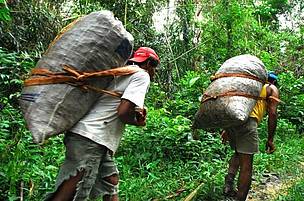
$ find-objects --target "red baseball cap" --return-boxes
[129,47,160,64]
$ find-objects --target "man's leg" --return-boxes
[224,152,240,196]
[236,153,254,201]
[50,170,84,201]
[103,174,119,201]
[89,150,120,201]
[45,133,107,201]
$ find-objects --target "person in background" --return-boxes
[221,72,280,201]
[46,47,160,201]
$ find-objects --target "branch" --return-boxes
[183,182,204,201]
[20,181,24,201]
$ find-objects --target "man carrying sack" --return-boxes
[46,47,160,201]
[221,72,280,201]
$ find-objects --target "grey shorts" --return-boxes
[45,132,119,201]
[227,117,259,154]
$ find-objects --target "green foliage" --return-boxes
[1,1,304,200]
[0,0,11,21]
[279,31,304,76]
[115,71,229,200]
[255,0,291,30]
[117,115,228,200]
[0,49,64,200]
[278,71,304,133]
[0,48,35,108]
[0,98,65,200]
[68,0,167,48]
[0,0,65,52]
[195,0,278,71]
[275,179,304,201]
[161,0,197,79]
[163,70,211,119]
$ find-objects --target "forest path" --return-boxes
[248,161,304,201]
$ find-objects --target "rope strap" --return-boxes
[201,91,282,104]
[73,84,122,98]
[201,90,265,103]
[203,73,281,103]
[210,72,265,83]
[268,96,283,103]
[24,65,141,98]
[25,65,141,86]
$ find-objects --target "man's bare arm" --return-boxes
[117,99,146,126]
[266,85,280,153]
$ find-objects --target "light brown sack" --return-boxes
[19,10,134,144]
[193,54,267,129]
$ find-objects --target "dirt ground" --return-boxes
[248,161,304,201]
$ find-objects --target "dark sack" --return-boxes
[193,54,267,129]
[19,10,133,144]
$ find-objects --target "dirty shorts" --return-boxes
[227,117,259,154]
[45,132,119,201]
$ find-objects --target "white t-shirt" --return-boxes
[70,67,150,152]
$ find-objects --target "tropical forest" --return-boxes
[0,0,303,200]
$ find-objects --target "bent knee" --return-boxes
[104,174,119,185]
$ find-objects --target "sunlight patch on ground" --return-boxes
[248,161,304,201]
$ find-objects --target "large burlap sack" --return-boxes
[19,10,134,144]
[193,54,267,129]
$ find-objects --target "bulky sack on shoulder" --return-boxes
[193,54,267,130]
[19,10,134,144]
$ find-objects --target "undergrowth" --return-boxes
[0,49,303,200]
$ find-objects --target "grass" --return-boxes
[1,105,303,200]
[117,118,304,201]
[275,179,304,201]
